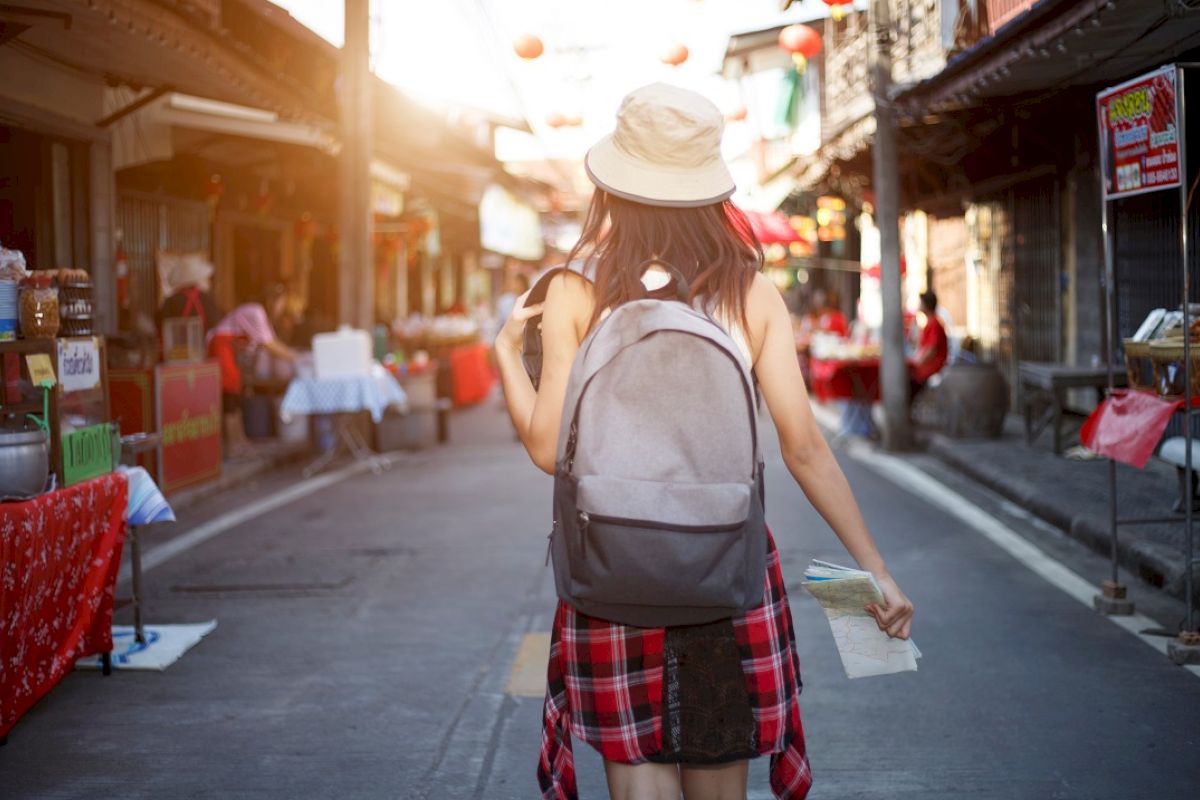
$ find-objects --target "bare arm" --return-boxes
[747,274,913,638]
[494,274,590,474]
[262,337,295,362]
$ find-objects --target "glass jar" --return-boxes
[20,276,60,339]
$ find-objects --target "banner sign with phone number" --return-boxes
[1097,65,1181,200]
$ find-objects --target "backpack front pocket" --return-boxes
[566,475,758,610]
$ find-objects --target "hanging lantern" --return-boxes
[661,43,689,67]
[778,24,822,73]
[203,173,224,209]
[513,34,544,60]
[547,112,583,129]
[725,106,748,122]
[821,0,854,21]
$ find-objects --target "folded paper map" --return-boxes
[802,559,921,679]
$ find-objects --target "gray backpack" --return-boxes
[544,264,767,628]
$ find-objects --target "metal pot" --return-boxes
[0,429,49,496]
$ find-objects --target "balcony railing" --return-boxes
[987,0,1038,31]
[821,1,948,142]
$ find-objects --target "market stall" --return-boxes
[0,248,131,739]
[280,327,409,475]
[108,254,223,496]
[807,334,882,438]
[1089,64,1199,662]
[393,314,495,407]
[0,473,128,739]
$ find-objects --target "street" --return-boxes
[2,403,1198,800]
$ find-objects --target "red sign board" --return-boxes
[1097,65,1181,200]
[156,360,222,494]
[109,367,157,477]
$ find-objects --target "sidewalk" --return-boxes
[166,439,310,514]
[925,417,1199,603]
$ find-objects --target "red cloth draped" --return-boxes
[1080,390,1182,468]
[450,343,496,407]
[0,474,128,737]
[808,357,881,403]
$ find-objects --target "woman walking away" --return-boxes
[494,83,914,800]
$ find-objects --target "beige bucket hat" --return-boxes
[585,83,736,208]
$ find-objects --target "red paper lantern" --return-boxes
[546,112,567,128]
[725,106,748,122]
[203,173,224,208]
[821,0,854,20]
[779,24,822,73]
[513,34,544,60]
[661,44,689,67]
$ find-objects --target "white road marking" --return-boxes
[840,437,1200,678]
[120,459,377,584]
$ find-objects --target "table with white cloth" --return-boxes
[281,364,409,476]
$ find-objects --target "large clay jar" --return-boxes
[935,363,1010,438]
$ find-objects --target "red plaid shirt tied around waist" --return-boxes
[537,530,812,799]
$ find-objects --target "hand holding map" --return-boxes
[802,559,921,679]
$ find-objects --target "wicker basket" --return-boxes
[1148,337,1200,399]
[1123,338,1153,389]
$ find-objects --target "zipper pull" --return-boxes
[545,520,556,566]
[577,511,590,558]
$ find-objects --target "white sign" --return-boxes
[57,337,102,393]
[479,184,545,262]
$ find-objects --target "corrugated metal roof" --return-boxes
[897,0,1200,113]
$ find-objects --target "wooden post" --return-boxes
[339,0,374,329]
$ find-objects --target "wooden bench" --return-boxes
[1019,361,1126,455]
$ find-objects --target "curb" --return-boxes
[925,434,1197,602]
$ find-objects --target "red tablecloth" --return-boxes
[0,473,128,738]
[450,343,496,407]
[809,357,882,403]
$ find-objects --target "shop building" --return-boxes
[893,0,1200,398]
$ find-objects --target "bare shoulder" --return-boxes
[543,270,596,342]
[744,271,788,358]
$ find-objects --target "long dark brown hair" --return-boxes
[564,189,763,330]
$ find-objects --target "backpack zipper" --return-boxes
[578,511,589,558]
[578,509,741,535]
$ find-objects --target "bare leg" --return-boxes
[603,760,682,800]
[223,411,252,457]
[680,761,749,800]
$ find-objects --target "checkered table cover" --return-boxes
[281,364,409,424]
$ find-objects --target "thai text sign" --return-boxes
[157,360,221,494]
[63,424,112,486]
[1097,65,1181,199]
[57,337,101,393]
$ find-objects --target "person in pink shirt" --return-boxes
[207,284,296,455]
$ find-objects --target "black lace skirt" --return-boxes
[646,618,759,765]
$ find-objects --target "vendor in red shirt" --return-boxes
[910,290,949,392]
[808,288,850,337]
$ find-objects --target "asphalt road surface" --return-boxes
[2,403,1198,800]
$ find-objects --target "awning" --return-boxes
[790,114,875,194]
[744,210,802,245]
[0,0,332,123]
[895,0,1200,115]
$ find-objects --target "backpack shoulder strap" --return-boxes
[526,258,595,306]
[521,259,595,388]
